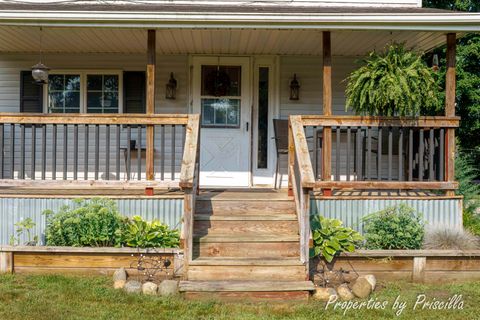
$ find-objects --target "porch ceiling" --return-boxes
[0,26,449,56]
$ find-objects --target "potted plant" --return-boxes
[345,43,440,116]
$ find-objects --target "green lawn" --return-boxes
[0,274,479,320]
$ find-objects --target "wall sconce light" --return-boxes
[432,54,439,72]
[165,72,177,100]
[289,74,300,100]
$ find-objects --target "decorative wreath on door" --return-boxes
[205,67,231,97]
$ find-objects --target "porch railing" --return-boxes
[289,115,460,193]
[0,113,199,189]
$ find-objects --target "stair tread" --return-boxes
[193,234,299,242]
[179,280,315,292]
[190,257,303,266]
[194,214,297,221]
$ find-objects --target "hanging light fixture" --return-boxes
[289,74,300,100]
[165,72,177,100]
[31,27,49,84]
[432,54,439,72]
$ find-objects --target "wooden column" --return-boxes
[146,29,156,184]
[445,33,456,196]
[322,31,332,196]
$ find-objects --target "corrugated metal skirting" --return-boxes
[0,198,183,245]
[310,198,462,234]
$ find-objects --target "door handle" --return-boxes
[246,122,249,132]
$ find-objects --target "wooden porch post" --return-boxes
[146,29,156,184]
[445,33,456,197]
[322,31,332,196]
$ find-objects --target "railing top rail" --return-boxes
[0,113,189,125]
[180,114,200,189]
[300,115,460,128]
[289,115,316,188]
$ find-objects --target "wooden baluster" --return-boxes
[105,124,110,180]
[161,124,165,181]
[377,127,382,180]
[41,125,46,180]
[9,124,14,179]
[346,127,351,181]
[84,124,89,180]
[20,124,25,179]
[63,124,67,180]
[95,124,99,180]
[388,127,392,181]
[439,128,445,181]
[398,128,403,181]
[126,126,131,180]
[408,128,413,181]
[335,126,340,180]
[52,124,56,180]
[367,127,371,181]
[73,124,78,180]
[137,125,142,180]
[312,126,318,179]
[0,124,4,179]
[419,129,424,181]
[429,128,435,181]
[116,125,120,180]
[31,124,36,180]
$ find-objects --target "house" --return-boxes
[0,0,478,299]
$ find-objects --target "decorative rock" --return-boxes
[124,280,142,294]
[361,274,377,291]
[158,280,179,296]
[336,284,355,301]
[113,280,126,290]
[113,267,127,282]
[351,277,372,299]
[312,287,338,302]
[142,282,158,295]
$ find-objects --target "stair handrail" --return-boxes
[288,115,314,267]
[180,114,201,272]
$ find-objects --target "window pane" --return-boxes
[87,92,102,109]
[64,91,80,112]
[201,98,240,127]
[65,75,80,91]
[87,75,102,91]
[201,65,241,97]
[48,75,64,91]
[104,75,118,92]
[257,67,269,169]
[48,92,64,113]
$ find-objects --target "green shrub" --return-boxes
[9,218,38,246]
[44,198,124,247]
[116,215,180,248]
[464,210,480,236]
[311,216,363,263]
[345,43,440,116]
[363,204,424,249]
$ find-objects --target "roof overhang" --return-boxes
[0,9,479,32]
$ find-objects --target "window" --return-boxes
[46,71,124,114]
[86,74,119,113]
[200,65,241,128]
[47,74,81,113]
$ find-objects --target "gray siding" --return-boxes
[310,198,463,234]
[0,197,183,245]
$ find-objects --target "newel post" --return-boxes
[146,29,156,184]
[322,31,332,196]
[445,33,456,197]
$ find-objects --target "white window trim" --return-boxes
[43,70,124,114]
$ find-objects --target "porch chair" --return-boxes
[272,119,289,189]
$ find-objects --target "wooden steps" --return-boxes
[180,281,314,302]
[184,190,313,301]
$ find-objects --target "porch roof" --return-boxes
[0,2,479,32]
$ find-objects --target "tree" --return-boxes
[423,0,480,170]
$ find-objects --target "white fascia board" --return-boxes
[0,11,479,32]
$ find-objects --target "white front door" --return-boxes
[192,57,251,187]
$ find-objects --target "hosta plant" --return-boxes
[345,43,440,116]
[116,215,180,248]
[311,216,363,263]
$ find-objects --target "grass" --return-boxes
[0,274,479,320]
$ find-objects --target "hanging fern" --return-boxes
[345,43,440,116]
